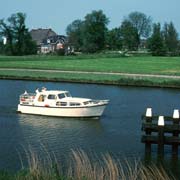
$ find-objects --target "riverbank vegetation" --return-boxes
[0,150,175,180]
[0,55,180,88]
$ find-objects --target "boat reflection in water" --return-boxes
[17,113,104,155]
[16,113,104,173]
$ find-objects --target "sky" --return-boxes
[1,0,180,36]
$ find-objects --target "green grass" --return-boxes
[0,55,180,75]
[0,54,180,87]
[1,68,180,88]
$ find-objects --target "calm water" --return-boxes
[0,79,180,173]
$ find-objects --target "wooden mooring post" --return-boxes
[141,108,180,158]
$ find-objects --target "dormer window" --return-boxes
[47,39,50,44]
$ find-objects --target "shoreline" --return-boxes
[0,55,180,89]
[1,73,180,89]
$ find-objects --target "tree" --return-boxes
[120,20,139,50]
[163,22,179,55]
[0,12,37,55]
[66,19,83,51]
[0,19,14,55]
[147,23,166,56]
[82,10,109,53]
[126,11,152,39]
[105,28,122,50]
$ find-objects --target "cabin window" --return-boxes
[58,93,66,99]
[84,101,89,105]
[60,102,67,106]
[56,101,67,106]
[48,94,57,100]
[38,95,46,102]
[83,101,93,105]
[70,102,81,106]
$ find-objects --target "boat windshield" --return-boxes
[65,92,71,97]
[58,92,71,99]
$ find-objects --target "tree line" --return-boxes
[0,11,179,56]
[67,10,180,56]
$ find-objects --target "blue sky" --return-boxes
[1,0,180,36]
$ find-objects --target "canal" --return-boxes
[0,79,180,174]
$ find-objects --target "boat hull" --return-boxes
[17,104,107,118]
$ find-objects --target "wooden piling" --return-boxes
[158,125,164,156]
[144,108,152,155]
[172,110,180,158]
[141,108,180,158]
[145,116,152,155]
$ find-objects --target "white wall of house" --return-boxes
[41,45,52,54]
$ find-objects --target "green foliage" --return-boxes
[126,11,152,39]
[105,28,122,50]
[147,22,179,56]
[66,10,109,53]
[65,10,180,56]
[66,19,83,51]
[82,10,109,53]
[106,11,153,51]
[163,22,179,56]
[120,20,140,50]
[147,23,166,56]
[0,12,37,55]
[0,171,14,180]
[56,49,65,56]
[119,11,152,51]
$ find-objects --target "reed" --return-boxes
[68,150,175,180]
[0,148,176,180]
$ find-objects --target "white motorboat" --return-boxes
[17,88,109,118]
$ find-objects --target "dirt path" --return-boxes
[1,68,180,79]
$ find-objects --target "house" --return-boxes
[30,28,68,54]
[41,35,68,54]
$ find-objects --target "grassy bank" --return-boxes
[0,150,175,180]
[1,68,180,88]
[0,55,180,75]
[0,55,180,87]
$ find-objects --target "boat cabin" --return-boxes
[36,91,71,102]
[19,90,101,107]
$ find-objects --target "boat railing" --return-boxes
[83,99,109,106]
[20,93,36,104]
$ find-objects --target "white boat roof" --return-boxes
[39,90,69,95]
[64,97,91,102]
[38,90,92,102]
